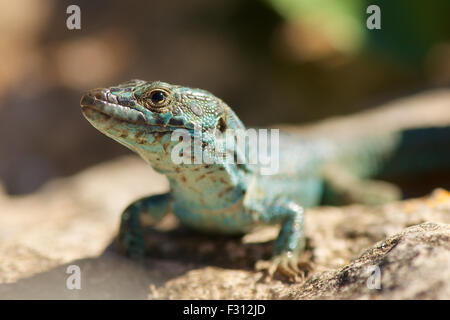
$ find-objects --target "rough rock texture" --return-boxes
[0,155,449,299]
[288,222,450,299]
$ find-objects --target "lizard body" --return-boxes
[81,79,450,279]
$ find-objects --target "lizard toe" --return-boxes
[256,252,313,282]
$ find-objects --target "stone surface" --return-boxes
[0,155,449,299]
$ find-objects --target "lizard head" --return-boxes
[81,79,246,170]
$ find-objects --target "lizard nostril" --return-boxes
[106,92,118,104]
[90,89,108,101]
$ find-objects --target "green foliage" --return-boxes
[265,0,450,64]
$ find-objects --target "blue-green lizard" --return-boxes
[81,79,450,280]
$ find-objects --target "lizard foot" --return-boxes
[255,252,313,282]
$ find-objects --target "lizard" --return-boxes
[80,79,450,280]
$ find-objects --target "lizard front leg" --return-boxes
[255,199,311,281]
[117,192,172,259]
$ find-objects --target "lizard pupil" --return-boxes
[149,90,166,105]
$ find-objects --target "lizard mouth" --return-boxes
[81,89,147,125]
[80,89,176,133]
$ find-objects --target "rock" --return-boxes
[287,222,450,299]
[0,156,449,299]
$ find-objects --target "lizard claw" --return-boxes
[255,252,313,282]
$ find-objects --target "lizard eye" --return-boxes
[147,89,169,107]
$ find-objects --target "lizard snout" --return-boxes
[80,88,113,107]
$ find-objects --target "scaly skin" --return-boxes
[80,79,448,280]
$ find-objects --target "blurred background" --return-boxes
[0,0,449,195]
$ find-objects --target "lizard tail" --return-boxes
[377,126,450,178]
[369,125,450,197]
[333,125,450,198]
